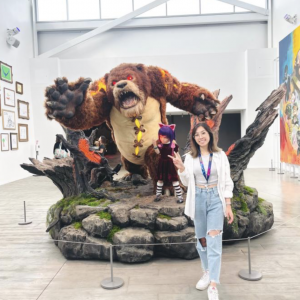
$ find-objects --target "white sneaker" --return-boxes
[207,285,219,300]
[196,271,210,290]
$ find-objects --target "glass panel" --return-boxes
[201,0,234,14]
[37,0,67,21]
[101,0,132,19]
[235,0,266,12]
[134,0,166,17]
[68,0,100,20]
[167,0,199,16]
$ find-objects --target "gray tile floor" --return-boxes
[0,168,300,300]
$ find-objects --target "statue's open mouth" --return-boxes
[119,91,139,109]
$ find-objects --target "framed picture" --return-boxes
[4,88,15,107]
[1,133,9,151]
[18,124,28,142]
[2,109,16,130]
[0,61,13,84]
[10,133,18,150]
[18,100,29,120]
[16,81,23,94]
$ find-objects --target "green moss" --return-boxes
[256,203,268,216]
[96,211,112,220]
[49,194,109,216]
[102,201,112,207]
[157,213,172,220]
[136,194,141,198]
[258,197,265,203]
[107,225,121,243]
[244,186,254,195]
[134,205,140,209]
[230,208,239,234]
[232,193,249,213]
[73,222,82,230]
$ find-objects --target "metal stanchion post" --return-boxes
[238,237,262,281]
[101,245,124,289]
[290,165,298,178]
[277,162,284,175]
[18,201,32,225]
[269,159,275,171]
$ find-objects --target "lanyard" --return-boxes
[198,152,213,184]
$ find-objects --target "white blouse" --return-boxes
[193,155,218,185]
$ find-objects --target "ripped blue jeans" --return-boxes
[194,186,224,284]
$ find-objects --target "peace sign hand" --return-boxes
[168,152,185,171]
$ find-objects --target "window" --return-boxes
[134,0,166,18]
[201,0,234,14]
[167,0,199,16]
[101,0,132,19]
[68,0,100,20]
[37,0,67,21]
[235,0,266,12]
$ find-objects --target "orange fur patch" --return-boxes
[206,120,215,128]
[159,69,166,78]
[226,143,235,156]
[78,139,101,164]
[90,78,106,96]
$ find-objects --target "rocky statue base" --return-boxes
[47,179,274,263]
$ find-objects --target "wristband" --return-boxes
[154,146,158,150]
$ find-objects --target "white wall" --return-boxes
[272,0,300,51]
[245,48,277,168]
[0,0,35,185]
[38,22,267,58]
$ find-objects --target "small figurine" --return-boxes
[152,123,183,203]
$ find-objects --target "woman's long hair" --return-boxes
[190,123,221,158]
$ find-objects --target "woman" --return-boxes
[169,122,234,300]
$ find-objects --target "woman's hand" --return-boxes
[226,205,234,224]
[168,152,185,172]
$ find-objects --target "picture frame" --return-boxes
[10,133,18,150]
[1,133,9,151]
[2,109,16,130]
[18,123,28,142]
[18,100,29,120]
[4,88,15,107]
[0,61,13,84]
[16,81,23,95]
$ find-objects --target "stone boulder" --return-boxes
[82,214,112,238]
[75,205,107,220]
[113,227,154,263]
[58,225,87,259]
[108,204,133,227]
[82,236,111,260]
[156,216,188,231]
[154,227,198,259]
[129,208,158,230]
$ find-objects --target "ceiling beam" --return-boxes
[37,13,268,33]
[38,0,170,58]
[217,0,269,16]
